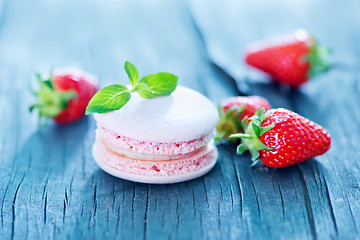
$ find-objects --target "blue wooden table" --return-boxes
[1,0,360,239]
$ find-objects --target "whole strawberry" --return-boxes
[30,68,99,124]
[245,29,332,88]
[216,96,271,141]
[231,108,331,168]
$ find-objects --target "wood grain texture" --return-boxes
[0,0,359,239]
[190,0,360,239]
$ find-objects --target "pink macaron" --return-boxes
[92,86,219,184]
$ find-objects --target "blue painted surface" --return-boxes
[0,0,360,239]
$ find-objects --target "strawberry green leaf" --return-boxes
[135,72,177,98]
[241,118,249,131]
[250,148,260,161]
[30,72,78,124]
[258,143,275,151]
[252,123,261,138]
[214,131,227,141]
[31,81,75,117]
[260,111,270,122]
[124,61,139,87]
[43,80,54,89]
[61,90,77,103]
[217,105,222,115]
[249,115,260,121]
[36,85,65,117]
[35,73,43,83]
[215,105,245,141]
[29,104,36,112]
[230,133,252,139]
[236,143,247,155]
[260,123,275,136]
[225,108,237,118]
[85,84,131,114]
[307,41,333,77]
[250,160,259,167]
[35,72,54,89]
[232,107,275,166]
[256,108,266,118]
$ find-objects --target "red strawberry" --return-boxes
[245,29,332,88]
[216,96,271,141]
[30,68,99,124]
[231,108,331,168]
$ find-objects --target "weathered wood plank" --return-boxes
[190,0,360,239]
[294,70,360,239]
[0,0,360,239]
[0,0,240,239]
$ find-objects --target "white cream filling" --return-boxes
[97,137,215,162]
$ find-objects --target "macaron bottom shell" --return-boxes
[92,139,218,184]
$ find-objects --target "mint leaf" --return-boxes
[135,72,177,98]
[86,84,131,114]
[124,61,139,87]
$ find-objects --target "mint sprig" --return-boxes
[85,62,178,114]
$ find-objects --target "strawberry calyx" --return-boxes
[29,73,77,122]
[307,40,333,77]
[215,105,248,142]
[230,108,275,166]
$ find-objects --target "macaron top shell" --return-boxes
[94,86,219,143]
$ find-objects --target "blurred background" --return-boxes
[1,0,359,90]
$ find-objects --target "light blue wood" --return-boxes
[0,0,359,239]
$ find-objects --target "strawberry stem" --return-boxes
[307,40,333,77]
[30,73,77,120]
[215,105,245,141]
[230,108,275,165]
